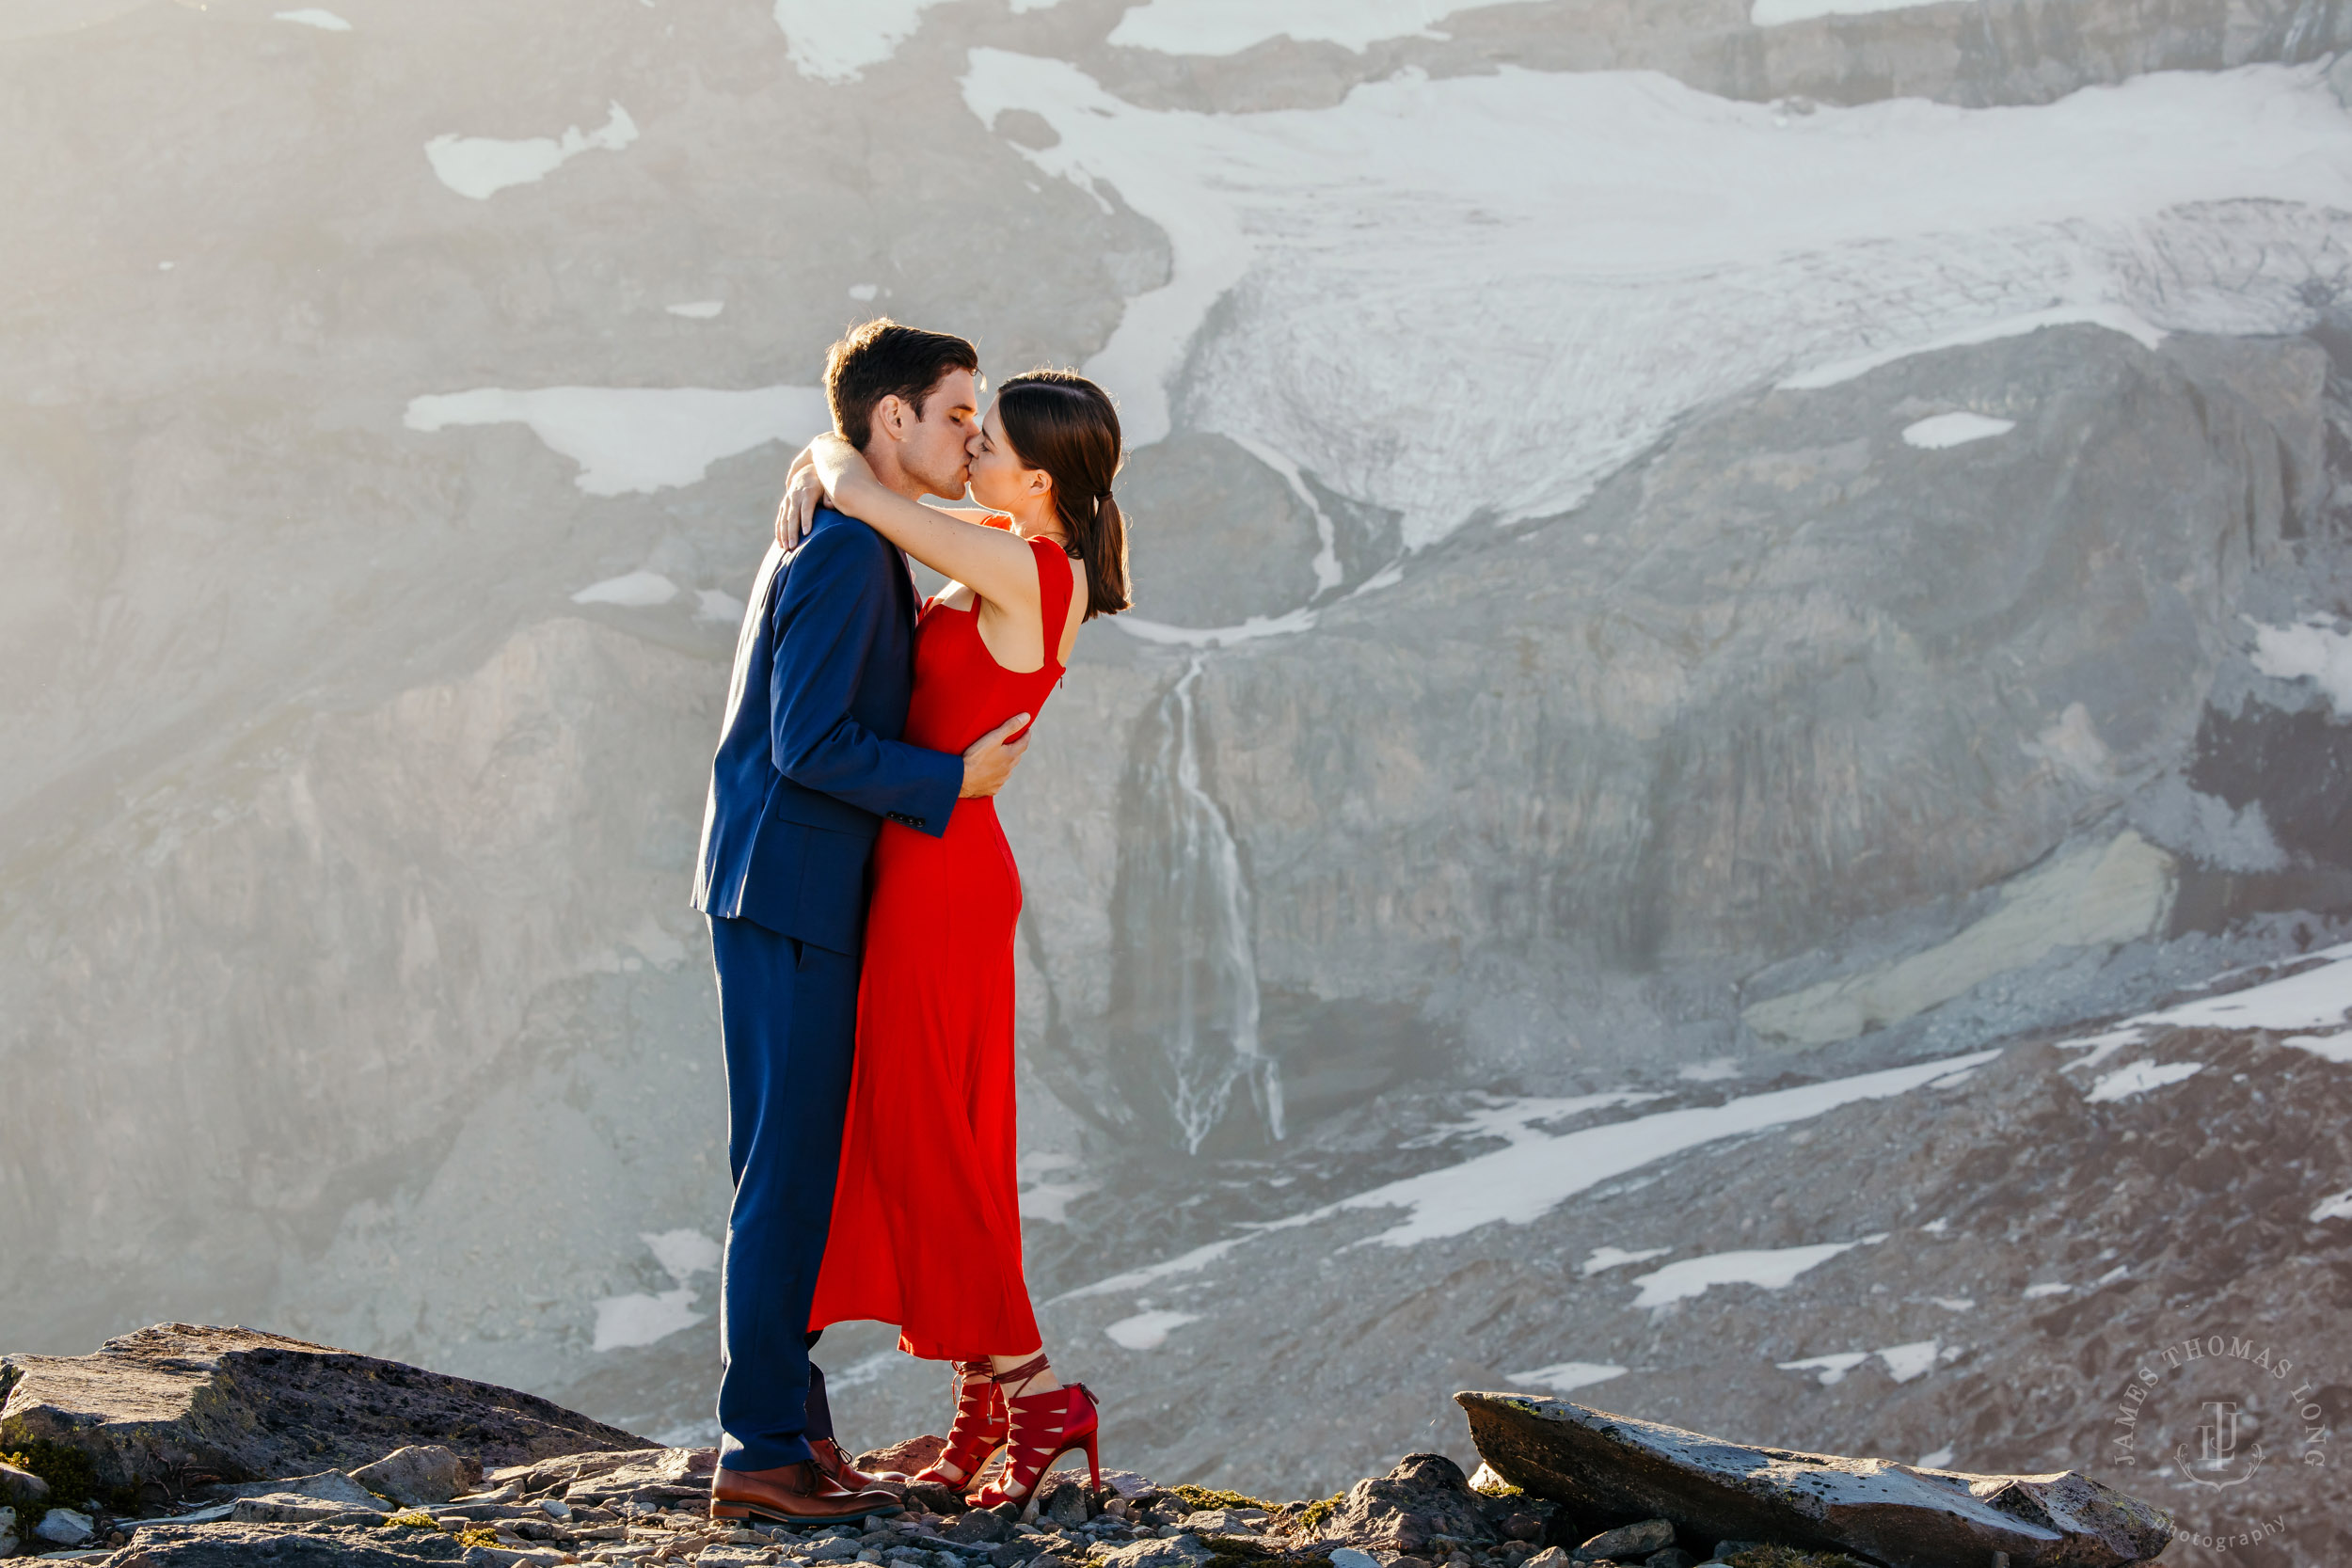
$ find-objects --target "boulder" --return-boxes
[947,1509,1015,1544]
[352,1446,469,1507]
[860,1434,947,1481]
[35,1505,94,1545]
[0,1325,648,1496]
[1034,1472,1095,1526]
[1576,1521,1676,1561]
[228,1494,380,1525]
[544,1446,713,1510]
[1458,1392,2170,1568]
[0,1504,16,1556]
[221,1469,383,1506]
[0,1459,48,1506]
[482,1446,661,1500]
[1309,1453,1505,1552]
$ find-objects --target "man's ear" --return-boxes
[872,394,908,441]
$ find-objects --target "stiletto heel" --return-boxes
[969,1357,1100,1508]
[914,1359,1007,1491]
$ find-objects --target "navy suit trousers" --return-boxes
[710,913,858,1472]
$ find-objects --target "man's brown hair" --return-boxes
[823,318,980,449]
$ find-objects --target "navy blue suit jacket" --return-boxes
[692,506,963,954]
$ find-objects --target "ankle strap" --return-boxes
[992,1353,1052,1386]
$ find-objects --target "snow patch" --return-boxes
[695,589,745,624]
[773,0,945,83]
[1677,1057,1743,1082]
[572,572,678,609]
[425,103,637,200]
[1333,1057,1993,1247]
[1753,0,1942,23]
[1117,608,1319,648]
[962,55,2346,548]
[2085,1058,2206,1102]
[592,1229,720,1352]
[1630,1235,1887,1307]
[2058,942,2352,1069]
[593,1289,700,1351]
[643,1227,721,1280]
[849,283,880,301]
[2284,1030,2352,1063]
[666,301,724,320]
[1916,1445,1958,1469]
[1105,0,1463,55]
[273,8,351,28]
[1506,1361,1628,1393]
[405,385,829,496]
[1777,1350,1871,1386]
[1059,1053,1992,1298]
[624,918,687,970]
[1901,411,2015,449]
[2312,1189,2352,1222]
[2023,1281,2073,1298]
[1877,1338,1942,1382]
[1020,1153,1097,1225]
[1104,1309,1200,1350]
[2249,617,2352,718]
[1582,1244,1673,1275]
[1930,1296,1975,1311]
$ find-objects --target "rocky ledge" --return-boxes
[1,1330,2170,1568]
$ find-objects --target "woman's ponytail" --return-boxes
[996,371,1131,621]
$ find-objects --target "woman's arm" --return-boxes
[776,443,1006,553]
[809,435,1042,612]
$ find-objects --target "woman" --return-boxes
[782,369,1130,1506]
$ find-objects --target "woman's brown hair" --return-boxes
[995,370,1131,621]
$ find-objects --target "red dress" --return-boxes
[809,531,1074,1360]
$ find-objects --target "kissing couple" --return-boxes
[691,320,1130,1526]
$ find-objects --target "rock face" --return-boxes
[1025,325,2332,1154]
[348,1448,467,1509]
[1458,1393,2170,1568]
[0,1325,648,1494]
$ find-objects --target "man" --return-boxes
[691,320,1031,1525]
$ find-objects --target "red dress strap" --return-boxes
[1027,533,1076,670]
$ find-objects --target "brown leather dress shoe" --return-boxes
[812,1436,908,1494]
[709,1460,903,1524]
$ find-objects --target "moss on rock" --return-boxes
[1724,1547,1871,1568]
[1173,1486,1273,1513]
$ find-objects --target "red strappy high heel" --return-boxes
[914,1360,1008,1491]
[969,1355,1100,1508]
